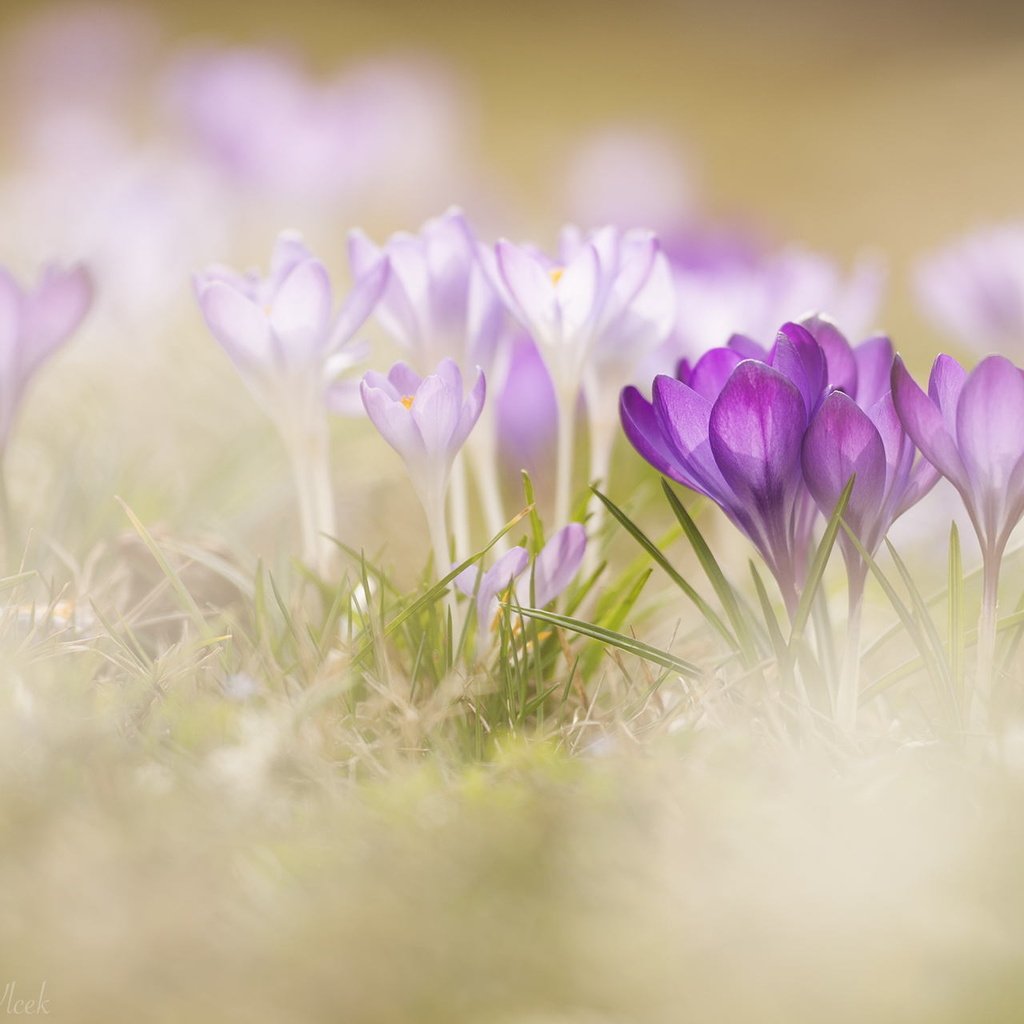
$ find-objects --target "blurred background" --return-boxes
[1,0,1023,571]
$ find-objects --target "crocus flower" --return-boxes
[195,232,387,418]
[892,352,1024,715]
[360,358,485,574]
[496,226,675,527]
[914,223,1024,354]
[348,207,509,373]
[195,234,387,575]
[350,209,514,550]
[621,323,827,613]
[668,244,884,368]
[0,263,93,451]
[455,523,586,652]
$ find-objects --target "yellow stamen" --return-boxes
[401,395,415,410]
[549,267,565,286]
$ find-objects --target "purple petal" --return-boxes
[496,240,558,342]
[852,335,894,410]
[687,347,743,400]
[198,281,272,368]
[331,251,389,350]
[928,353,967,434]
[890,356,968,492]
[268,258,332,359]
[385,362,423,396]
[708,360,806,511]
[498,336,558,487]
[410,371,461,454]
[452,366,486,452]
[360,378,426,464]
[528,523,587,607]
[801,390,887,545]
[800,314,858,396]
[478,546,530,625]
[620,384,689,484]
[770,322,828,416]
[653,374,732,500]
[955,355,1024,517]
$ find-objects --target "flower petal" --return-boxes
[527,523,587,607]
[708,360,806,511]
[269,258,332,360]
[801,390,887,546]
[198,280,273,369]
[890,356,968,492]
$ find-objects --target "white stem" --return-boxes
[836,588,863,734]
[554,384,578,531]
[973,554,1000,733]
[280,410,337,579]
[584,392,618,575]
[467,418,508,551]
[449,452,472,563]
[423,484,456,625]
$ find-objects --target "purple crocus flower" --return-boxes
[455,523,586,652]
[195,232,388,416]
[914,223,1024,354]
[621,322,830,613]
[802,389,938,587]
[0,263,93,451]
[361,358,485,574]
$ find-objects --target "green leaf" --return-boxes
[659,479,760,665]
[593,487,737,653]
[788,476,853,646]
[512,605,704,679]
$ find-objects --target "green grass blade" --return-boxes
[512,605,704,679]
[659,479,759,664]
[593,487,738,652]
[788,477,853,646]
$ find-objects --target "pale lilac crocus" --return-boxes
[914,223,1024,354]
[892,352,1024,711]
[496,227,675,528]
[195,233,388,575]
[455,523,586,653]
[360,358,485,580]
[350,208,512,552]
[0,263,93,453]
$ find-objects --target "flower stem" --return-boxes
[584,396,617,576]
[448,452,471,563]
[836,576,865,733]
[554,386,578,530]
[974,552,1000,731]
[424,486,456,625]
[468,421,507,552]
[282,411,337,579]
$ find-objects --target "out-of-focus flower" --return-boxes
[891,352,1024,713]
[891,353,1024,566]
[455,523,586,651]
[361,358,485,573]
[522,522,588,608]
[914,224,1024,353]
[164,47,468,217]
[666,243,885,368]
[496,335,560,494]
[195,232,387,418]
[496,226,675,527]
[561,125,697,232]
[621,324,826,613]
[0,263,93,450]
[348,207,509,373]
[195,234,386,575]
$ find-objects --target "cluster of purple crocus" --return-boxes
[622,315,1024,726]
